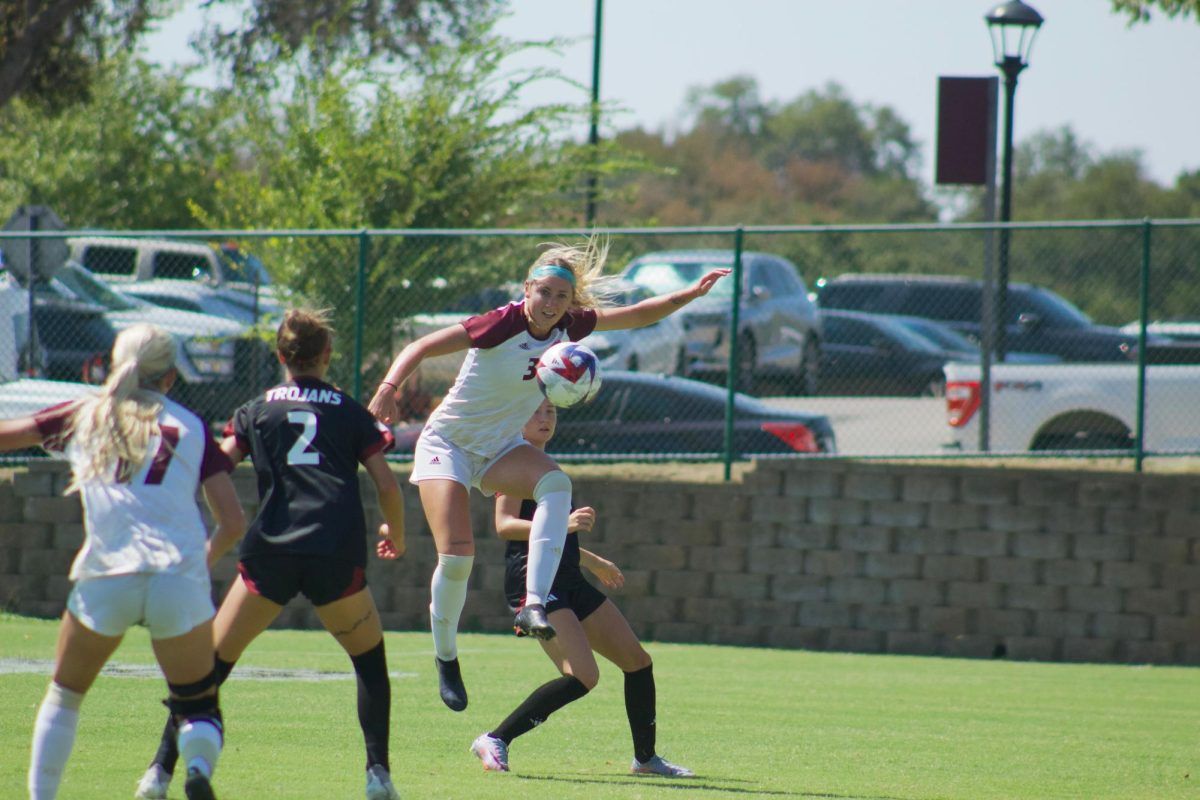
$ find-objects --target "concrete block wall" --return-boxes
[2,458,1198,665]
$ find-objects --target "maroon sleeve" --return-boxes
[565,307,598,341]
[199,431,234,480]
[463,302,528,349]
[33,402,77,452]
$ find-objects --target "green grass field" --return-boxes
[1,612,1195,799]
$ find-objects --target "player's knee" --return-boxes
[627,649,652,672]
[166,668,221,721]
[570,665,600,690]
[533,469,571,500]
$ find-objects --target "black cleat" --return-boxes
[513,603,556,641]
[435,656,468,712]
[184,767,216,800]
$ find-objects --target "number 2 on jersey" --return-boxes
[286,411,321,465]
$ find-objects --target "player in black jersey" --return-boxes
[469,400,693,778]
[137,310,409,800]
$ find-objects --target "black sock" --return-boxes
[491,675,589,744]
[351,639,390,772]
[625,664,656,763]
[153,656,236,774]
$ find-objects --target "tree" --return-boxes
[1110,0,1200,22]
[0,1,168,111]
[0,0,497,112]
[0,55,221,228]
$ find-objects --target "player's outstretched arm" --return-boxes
[0,416,43,451]
[364,452,405,559]
[369,325,471,424]
[203,472,246,568]
[593,268,731,332]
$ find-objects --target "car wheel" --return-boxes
[797,336,820,396]
[734,334,756,394]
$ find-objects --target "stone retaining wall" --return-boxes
[2,459,1197,665]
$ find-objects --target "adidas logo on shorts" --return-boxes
[430,456,441,464]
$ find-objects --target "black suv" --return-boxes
[814,274,1140,363]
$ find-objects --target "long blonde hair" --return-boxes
[66,324,177,492]
[527,235,618,310]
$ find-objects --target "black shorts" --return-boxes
[238,555,366,607]
[505,570,607,622]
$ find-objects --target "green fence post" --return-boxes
[723,227,745,482]
[354,229,369,401]
[1134,218,1151,473]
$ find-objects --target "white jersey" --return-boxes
[425,301,598,458]
[35,394,233,581]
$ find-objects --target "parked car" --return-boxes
[69,236,282,325]
[814,273,1150,363]
[35,261,279,421]
[818,310,952,397]
[393,371,836,459]
[116,279,278,327]
[22,294,116,384]
[888,314,1060,364]
[620,250,822,395]
[578,280,687,374]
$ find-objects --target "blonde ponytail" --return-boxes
[528,234,618,311]
[65,324,176,492]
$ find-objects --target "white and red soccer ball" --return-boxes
[536,342,601,407]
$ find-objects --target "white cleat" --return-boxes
[365,764,401,800]
[631,755,695,777]
[134,764,171,799]
[470,733,510,772]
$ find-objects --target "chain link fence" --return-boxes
[1,221,1198,471]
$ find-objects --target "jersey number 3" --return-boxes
[286,411,321,465]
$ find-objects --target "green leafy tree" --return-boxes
[188,32,635,388]
[1110,0,1199,22]
[0,0,496,112]
[0,55,221,228]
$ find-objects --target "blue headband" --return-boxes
[528,264,576,286]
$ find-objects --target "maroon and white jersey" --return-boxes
[34,395,232,581]
[426,301,598,458]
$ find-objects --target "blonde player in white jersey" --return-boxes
[368,237,728,712]
[0,324,246,800]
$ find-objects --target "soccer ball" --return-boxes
[536,341,601,407]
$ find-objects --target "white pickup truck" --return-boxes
[943,360,1200,453]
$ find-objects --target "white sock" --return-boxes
[525,486,571,607]
[178,716,223,778]
[430,553,473,661]
[28,682,84,800]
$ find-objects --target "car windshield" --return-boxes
[625,261,734,298]
[1014,288,1094,327]
[55,264,141,311]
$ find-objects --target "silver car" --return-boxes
[620,250,822,395]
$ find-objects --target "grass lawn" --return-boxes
[1,612,1195,799]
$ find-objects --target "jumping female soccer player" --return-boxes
[0,324,246,800]
[367,238,727,712]
[137,309,408,800]
[470,399,693,778]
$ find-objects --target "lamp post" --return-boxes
[585,0,604,228]
[985,0,1042,361]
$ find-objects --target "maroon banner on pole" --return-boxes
[935,76,998,186]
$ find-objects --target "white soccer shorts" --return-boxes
[409,427,530,497]
[67,572,215,639]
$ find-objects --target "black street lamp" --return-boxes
[985,0,1042,361]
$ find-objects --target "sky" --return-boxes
[142,0,1200,190]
